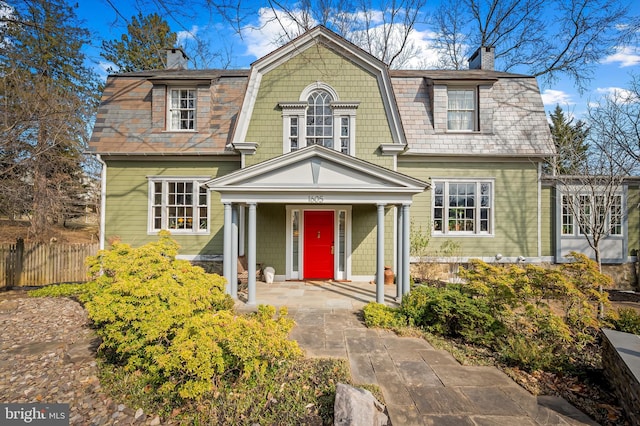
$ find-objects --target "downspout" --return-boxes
[96,154,107,250]
[538,161,542,259]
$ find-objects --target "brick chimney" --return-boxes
[468,46,495,70]
[166,48,188,69]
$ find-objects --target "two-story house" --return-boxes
[90,26,587,304]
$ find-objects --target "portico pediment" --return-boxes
[206,145,428,204]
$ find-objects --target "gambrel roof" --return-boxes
[89,27,554,159]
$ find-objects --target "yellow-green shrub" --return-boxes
[363,303,407,329]
[84,232,301,399]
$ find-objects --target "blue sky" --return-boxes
[76,0,640,120]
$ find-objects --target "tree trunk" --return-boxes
[595,246,604,319]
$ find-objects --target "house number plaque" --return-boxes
[308,195,324,203]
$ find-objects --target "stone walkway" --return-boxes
[1,282,598,425]
[237,281,599,426]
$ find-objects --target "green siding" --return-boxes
[399,161,541,258]
[245,44,394,169]
[104,160,239,254]
[255,204,286,273]
[541,186,555,257]
[351,205,395,275]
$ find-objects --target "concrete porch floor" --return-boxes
[235,280,401,310]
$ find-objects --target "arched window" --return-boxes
[306,90,333,148]
[280,82,358,155]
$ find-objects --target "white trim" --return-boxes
[97,154,107,250]
[166,87,197,131]
[537,162,542,258]
[300,81,339,101]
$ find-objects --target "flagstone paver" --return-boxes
[238,280,600,426]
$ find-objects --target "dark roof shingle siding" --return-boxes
[391,74,554,156]
[89,73,247,155]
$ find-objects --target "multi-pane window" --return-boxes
[168,89,195,130]
[150,179,208,233]
[340,117,350,154]
[281,85,356,155]
[433,180,492,234]
[447,89,476,131]
[289,117,299,151]
[561,193,623,237]
[578,195,592,235]
[561,195,574,235]
[610,195,622,235]
[306,90,333,148]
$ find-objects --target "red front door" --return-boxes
[304,211,334,279]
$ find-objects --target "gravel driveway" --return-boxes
[0,290,166,425]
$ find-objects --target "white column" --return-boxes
[239,205,246,257]
[402,203,411,296]
[396,205,403,302]
[231,206,239,299]
[222,202,232,294]
[376,203,386,304]
[247,202,257,305]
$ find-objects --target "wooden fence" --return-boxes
[0,239,99,288]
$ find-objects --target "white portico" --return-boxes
[207,145,428,305]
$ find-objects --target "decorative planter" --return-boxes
[384,266,394,285]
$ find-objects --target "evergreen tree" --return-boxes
[101,12,178,72]
[0,0,100,239]
[547,105,589,175]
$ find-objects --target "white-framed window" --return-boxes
[432,180,492,235]
[447,88,477,131]
[561,195,574,235]
[561,193,623,237]
[168,88,196,130]
[149,178,209,234]
[306,90,333,148]
[280,83,357,155]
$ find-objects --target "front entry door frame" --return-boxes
[303,210,334,279]
[285,205,352,281]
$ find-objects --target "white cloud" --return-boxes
[595,86,639,103]
[602,46,640,67]
[177,25,199,45]
[242,8,314,59]
[541,89,573,107]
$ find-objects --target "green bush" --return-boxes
[607,308,640,335]
[84,232,301,399]
[382,254,611,372]
[28,281,100,302]
[400,285,501,345]
[362,303,407,329]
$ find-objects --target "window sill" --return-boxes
[148,230,210,236]
[163,129,198,133]
[431,233,494,238]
